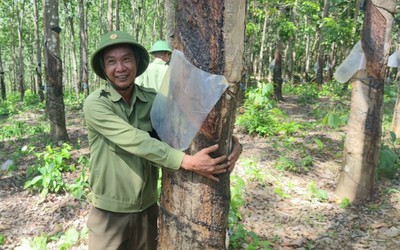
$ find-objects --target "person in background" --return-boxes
[135,40,172,91]
[83,31,242,250]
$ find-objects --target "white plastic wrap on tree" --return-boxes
[151,50,229,150]
[334,40,366,83]
[388,50,400,68]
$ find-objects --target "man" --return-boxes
[83,31,241,249]
[135,40,172,91]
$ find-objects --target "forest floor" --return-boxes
[0,94,400,249]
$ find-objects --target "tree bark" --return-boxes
[115,0,120,30]
[107,0,113,32]
[16,0,26,101]
[158,1,246,249]
[315,0,330,87]
[335,0,396,202]
[164,0,175,47]
[33,0,44,102]
[79,0,89,97]
[0,47,5,101]
[273,40,284,101]
[44,0,69,142]
[63,1,79,99]
[257,7,267,80]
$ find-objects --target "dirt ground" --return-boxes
[0,96,399,249]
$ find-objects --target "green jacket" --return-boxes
[83,83,184,213]
[135,58,169,91]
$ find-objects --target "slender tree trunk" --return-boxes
[287,0,297,83]
[158,1,246,249]
[132,0,143,41]
[315,0,330,87]
[16,1,26,101]
[303,16,311,82]
[44,0,69,142]
[0,47,5,100]
[33,0,44,102]
[158,0,165,39]
[273,40,284,101]
[272,6,285,101]
[257,8,267,80]
[79,0,89,97]
[107,0,113,32]
[165,0,175,47]
[335,0,395,202]
[115,0,120,30]
[64,1,79,99]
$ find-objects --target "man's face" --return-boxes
[103,44,137,89]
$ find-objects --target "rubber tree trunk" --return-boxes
[79,0,89,97]
[44,0,69,142]
[0,47,5,101]
[158,1,246,249]
[33,0,44,102]
[335,0,395,202]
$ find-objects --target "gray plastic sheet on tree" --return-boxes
[388,50,400,68]
[150,50,229,150]
[334,40,366,83]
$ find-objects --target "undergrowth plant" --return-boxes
[67,156,90,200]
[228,175,272,249]
[378,131,400,179]
[307,181,329,202]
[24,143,76,198]
[236,82,302,137]
[15,227,88,250]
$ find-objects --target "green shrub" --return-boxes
[236,83,302,136]
[378,131,400,179]
[24,144,75,198]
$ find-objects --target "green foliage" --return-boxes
[314,138,324,150]
[339,198,351,209]
[307,181,329,202]
[228,175,272,249]
[236,83,302,137]
[24,144,76,198]
[57,227,81,250]
[246,22,258,36]
[67,156,90,200]
[0,234,4,246]
[15,227,88,250]
[23,90,40,106]
[279,20,297,42]
[322,17,354,46]
[273,182,291,199]
[321,107,349,129]
[0,92,44,117]
[229,175,246,222]
[378,131,400,179]
[242,159,264,182]
[0,121,25,141]
[17,234,48,250]
[274,155,313,173]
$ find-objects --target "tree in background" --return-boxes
[335,0,396,202]
[158,0,246,248]
[0,47,5,100]
[43,0,69,142]
[33,0,44,102]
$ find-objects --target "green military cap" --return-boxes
[149,40,172,53]
[91,31,149,79]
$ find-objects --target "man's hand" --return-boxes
[180,144,227,182]
[227,136,242,173]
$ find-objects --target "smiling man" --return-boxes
[83,31,242,250]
